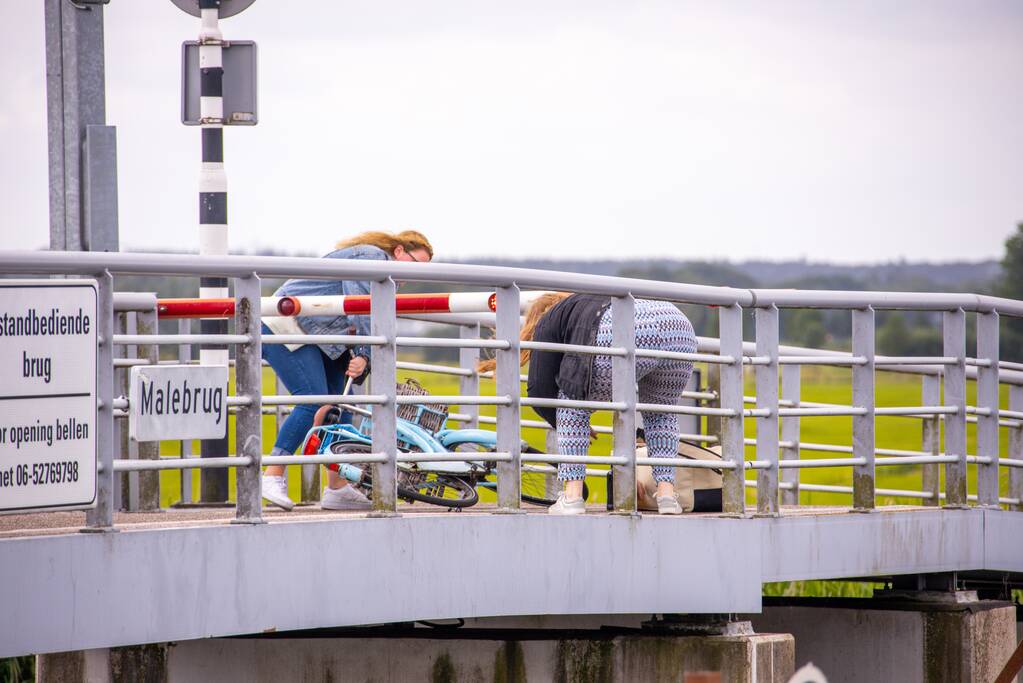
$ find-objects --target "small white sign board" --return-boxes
[129,365,228,442]
[0,280,97,513]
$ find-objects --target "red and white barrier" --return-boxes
[156,291,553,319]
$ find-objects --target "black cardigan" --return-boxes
[526,294,612,427]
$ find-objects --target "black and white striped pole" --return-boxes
[197,0,230,503]
[174,0,258,503]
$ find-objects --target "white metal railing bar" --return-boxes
[114,334,251,345]
[112,456,252,471]
[397,336,511,350]
[262,334,388,346]
[777,355,868,366]
[521,397,627,412]
[260,395,388,406]
[260,453,389,466]
[634,348,737,365]
[395,395,511,406]
[521,340,628,357]
[778,458,867,469]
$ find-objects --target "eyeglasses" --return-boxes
[406,251,427,263]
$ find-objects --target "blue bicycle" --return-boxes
[300,385,583,508]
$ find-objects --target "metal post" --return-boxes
[544,429,560,501]
[755,305,780,516]
[459,323,482,430]
[921,374,941,507]
[114,311,127,511]
[975,311,1000,508]
[369,278,398,515]
[177,318,194,505]
[851,307,876,512]
[125,312,139,511]
[943,309,968,508]
[136,308,161,511]
[779,365,801,506]
[197,0,231,503]
[233,274,263,523]
[44,0,112,252]
[718,304,745,515]
[1009,386,1023,512]
[704,363,722,442]
[295,371,318,504]
[611,294,637,513]
[495,285,522,511]
[83,125,119,252]
[85,271,115,530]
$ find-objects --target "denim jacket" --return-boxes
[273,244,391,360]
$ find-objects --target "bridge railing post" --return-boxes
[85,270,115,530]
[975,311,1000,508]
[943,308,968,508]
[852,306,876,511]
[370,277,399,515]
[136,307,161,511]
[611,294,637,514]
[718,304,745,515]
[779,365,801,506]
[459,322,482,430]
[177,318,194,505]
[1009,385,1023,512]
[755,305,780,516]
[921,374,941,507]
[495,285,522,511]
[114,310,129,511]
[233,273,263,523]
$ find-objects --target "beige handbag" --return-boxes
[636,441,724,512]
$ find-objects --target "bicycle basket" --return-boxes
[395,378,449,433]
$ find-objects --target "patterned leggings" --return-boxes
[557,300,696,484]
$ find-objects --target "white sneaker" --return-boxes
[261,474,295,511]
[547,492,586,515]
[656,494,683,515]
[321,484,372,511]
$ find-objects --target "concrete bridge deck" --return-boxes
[2,504,1020,659]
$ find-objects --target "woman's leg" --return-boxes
[261,340,330,477]
[556,392,591,500]
[633,301,697,496]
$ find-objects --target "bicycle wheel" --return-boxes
[520,448,589,506]
[397,470,478,508]
[451,442,588,506]
[328,442,377,499]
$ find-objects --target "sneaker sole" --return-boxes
[262,491,295,511]
[547,507,586,516]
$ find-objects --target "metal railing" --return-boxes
[2,250,1021,527]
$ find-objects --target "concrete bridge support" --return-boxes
[37,629,794,683]
[748,595,1019,683]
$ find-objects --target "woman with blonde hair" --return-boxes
[482,292,697,514]
[260,230,433,511]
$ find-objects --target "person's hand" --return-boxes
[346,355,368,378]
[589,427,598,442]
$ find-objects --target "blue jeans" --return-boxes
[261,324,353,453]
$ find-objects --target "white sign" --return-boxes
[0,281,97,513]
[129,365,228,442]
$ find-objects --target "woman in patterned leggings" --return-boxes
[481,292,697,515]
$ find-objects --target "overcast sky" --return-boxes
[3,1,1022,263]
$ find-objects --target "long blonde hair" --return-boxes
[477,292,572,373]
[336,230,434,259]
